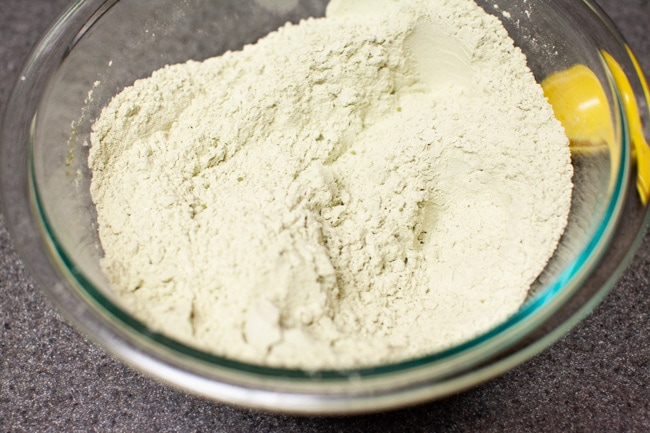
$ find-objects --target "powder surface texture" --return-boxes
[89,0,573,370]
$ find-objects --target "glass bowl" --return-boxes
[2,0,649,414]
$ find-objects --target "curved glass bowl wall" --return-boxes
[2,0,649,414]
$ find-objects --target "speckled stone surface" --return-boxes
[1,0,649,431]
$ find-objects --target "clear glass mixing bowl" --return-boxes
[2,0,649,414]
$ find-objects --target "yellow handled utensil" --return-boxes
[542,48,650,205]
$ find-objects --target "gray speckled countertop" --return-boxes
[1,0,649,431]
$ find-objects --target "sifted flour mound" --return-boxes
[88,0,573,369]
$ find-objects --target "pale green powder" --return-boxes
[89,0,572,370]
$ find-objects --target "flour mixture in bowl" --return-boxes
[88,0,572,370]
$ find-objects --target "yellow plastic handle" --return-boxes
[542,50,650,205]
[614,47,650,206]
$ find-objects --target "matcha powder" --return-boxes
[88,0,573,369]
